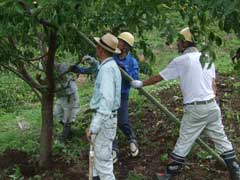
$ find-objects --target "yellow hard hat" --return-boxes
[179,27,193,42]
[118,32,134,47]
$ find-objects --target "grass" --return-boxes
[0,106,41,154]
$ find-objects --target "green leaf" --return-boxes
[0,0,13,7]
[209,32,215,41]
[223,17,232,33]
[215,36,222,46]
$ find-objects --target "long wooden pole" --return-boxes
[78,31,226,166]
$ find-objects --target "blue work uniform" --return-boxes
[113,53,139,146]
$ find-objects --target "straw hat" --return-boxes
[118,32,134,47]
[179,27,193,42]
[94,33,121,54]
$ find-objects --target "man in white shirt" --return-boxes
[131,27,240,180]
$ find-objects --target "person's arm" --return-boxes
[131,59,139,80]
[131,58,178,89]
[76,65,98,74]
[131,74,163,88]
[69,63,99,74]
[69,55,99,74]
[143,74,163,86]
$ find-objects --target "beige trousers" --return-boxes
[173,101,233,157]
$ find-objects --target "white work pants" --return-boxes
[93,115,117,180]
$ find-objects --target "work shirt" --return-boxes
[90,57,122,115]
[114,53,139,95]
[160,47,215,104]
[55,63,78,97]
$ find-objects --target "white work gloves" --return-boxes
[131,80,143,89]
[82,55,97,64]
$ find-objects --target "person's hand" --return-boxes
[86,128,97,144]
[86,128,91,142]
[82,55,96,64]
[131,80,143,88]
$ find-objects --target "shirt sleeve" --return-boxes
[97,67,115,115]
[131,59,139,80]
[159,60,179,80]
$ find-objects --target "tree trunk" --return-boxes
[39,29,57,168]
[39,92,54,168]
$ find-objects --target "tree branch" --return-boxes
[0,64,42,101]
[29,54,48,61]
[18,0,58,30]
[17,63,44,93]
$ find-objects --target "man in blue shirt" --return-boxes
[112,32,140,162]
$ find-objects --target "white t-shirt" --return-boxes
[160,52,215,104]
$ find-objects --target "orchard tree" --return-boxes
[0,0,105,167]
[0,0,172,167]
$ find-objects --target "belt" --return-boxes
[184,98,215,106]
[91,109,118,114]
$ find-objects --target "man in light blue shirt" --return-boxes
[86,33,121,180]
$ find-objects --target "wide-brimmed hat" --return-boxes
[94,33,121,54]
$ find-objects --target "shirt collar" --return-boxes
[98,57,113,69]
[183,47,199,54]
[116,52,130,61]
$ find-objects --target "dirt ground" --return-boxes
[0,74,239,180]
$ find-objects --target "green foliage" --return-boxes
[0,72,37,111]
[197,150,213,160]
[8,166,24,180]
[1,165,25,180]
[139,61,153,76]
[125,171,145,180]
[176,0,240,71]
[160,153,168,162]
